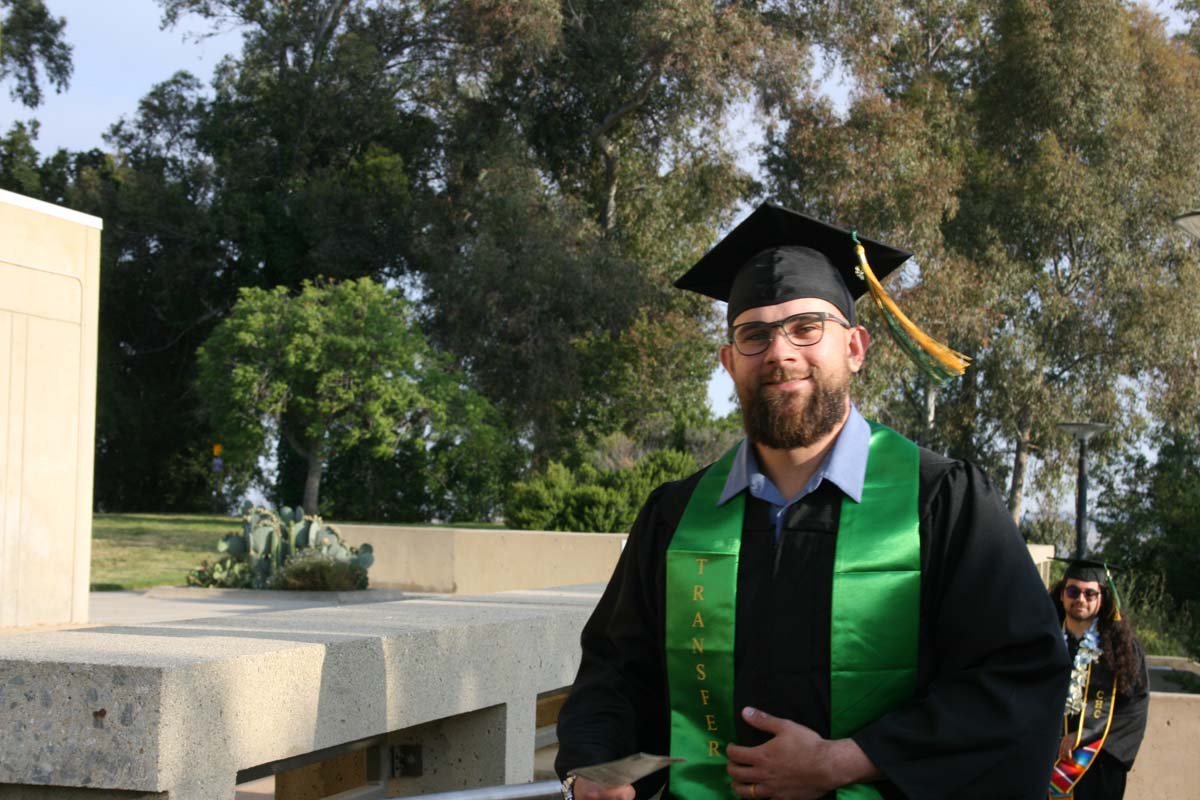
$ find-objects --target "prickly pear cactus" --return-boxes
[189,504,373,589]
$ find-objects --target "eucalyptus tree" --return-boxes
[956,0,1200,521]
[0,0,71,107]
[764,0,1200,524]
[417,0,810,459]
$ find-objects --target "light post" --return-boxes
[1056,422,1110,559]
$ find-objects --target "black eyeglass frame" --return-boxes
[1063,585,1103,601]
[727,311,853,356]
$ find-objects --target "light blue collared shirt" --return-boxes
[718,405,871,542]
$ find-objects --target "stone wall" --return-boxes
[336,524,626,594]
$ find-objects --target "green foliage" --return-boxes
[767,0,1200,529]
[505,449,698,533]
[84,2,428,511]
[195,277,446,513]
[1115,571,1197,659]
[320,374,523,523]
[1020,513,1073,551]
[187,502,372,589]
[0,0,72,107]
[1096,430,1200,657]
[268,549,368,591]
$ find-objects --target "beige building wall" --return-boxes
[0,189,102,627]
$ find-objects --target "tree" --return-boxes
[416,0,808,460]
[1096,429,1200,653]
[195,277,445,514]
[764,0,1200,524]
[0,0,71,107]
[78,1,438,508]
[956,0,1200,520]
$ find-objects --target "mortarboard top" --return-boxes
[1051,557,1122,587]
[673,202,913,326]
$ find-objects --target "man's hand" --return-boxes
[1057,734,1075,763]
[570,776,635,800]
[725,707,880,800]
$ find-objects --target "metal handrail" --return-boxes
[391,779,562,799]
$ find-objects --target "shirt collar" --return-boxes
[718,404,870,506]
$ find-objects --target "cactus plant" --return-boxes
[187,504,373,589]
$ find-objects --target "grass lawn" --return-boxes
[91,513,238,591]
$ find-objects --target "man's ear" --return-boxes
[719,343,735,376]
[848,326,870,373]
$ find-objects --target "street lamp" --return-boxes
[1173,210,1200,238]
[1056,422,1111,559]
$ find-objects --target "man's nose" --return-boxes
[762,327,802,362]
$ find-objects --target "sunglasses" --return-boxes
[1064,586,1102,601]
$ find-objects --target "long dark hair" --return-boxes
[1050,578,1144,696]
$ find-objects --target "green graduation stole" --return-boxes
[665,422,920,799]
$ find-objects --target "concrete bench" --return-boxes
[0,588,600,799]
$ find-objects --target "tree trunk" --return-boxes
[598,134,619,233]
[1007,414,1032,526]
[302,448,323,516]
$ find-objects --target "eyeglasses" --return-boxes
[728,312,852,356]
[1064,586,1102,601]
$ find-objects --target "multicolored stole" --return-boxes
[1049,665,1118,799]
[664,423,921,799]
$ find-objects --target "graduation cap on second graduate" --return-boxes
[675,203,971,383]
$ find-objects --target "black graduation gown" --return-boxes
[1063,633,1150,769]
[555,446,1071,799]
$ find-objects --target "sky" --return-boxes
[0,0,242,155]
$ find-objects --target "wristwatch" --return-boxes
[561,774,576,799]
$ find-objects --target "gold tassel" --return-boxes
[852,238,972,383]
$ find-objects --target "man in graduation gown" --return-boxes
[1048,560,1149,800]
[554,203,1070,800]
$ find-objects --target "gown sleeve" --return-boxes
[851,459,1072,800]
[1100,639,1150,767]
[554,477,694,786]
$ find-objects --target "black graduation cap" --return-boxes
[1051,557,1121,586]
[675,203,972,383]
[674,203,912,326]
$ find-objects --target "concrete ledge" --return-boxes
[1128,691,1200,799]
[335,525,627,594]
[137,586,409,605]
[334,526,1057,597]
[0,587,602,799]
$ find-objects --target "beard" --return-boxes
[738,367,850,449]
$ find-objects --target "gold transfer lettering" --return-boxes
[705,714,718,732]
[699,689,710,705]
[692,611,704,628]
[708,741,720,757]
[693,585,705,602]
[692,637,704,654]
[696,663,707,681]
[696,558,708,575]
